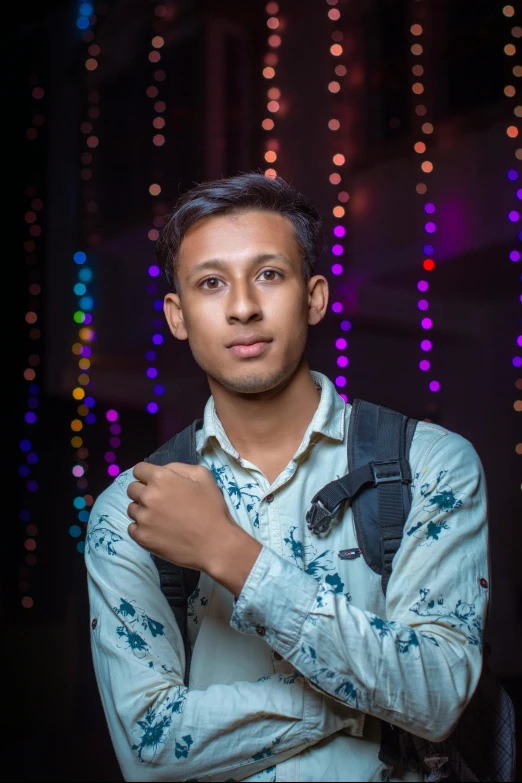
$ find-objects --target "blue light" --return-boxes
[78,267,93,282]
[340,320,352,332]
[27,453,39,465]
[79,2,93,15]
[154,384,165,396]
[74,251,87,264]
[76,16,89,29]
[19,465,31,477]
[79,295,94,311]
[69,525,82,538]
[28,384,40,395]
[78,510,90,523]
[19,510,31,522]
[423,244,434,255]
[20,440,31,452]
[153,299,163,311]
[77,541,86,554]
[74,283,87,296]
[74,497,86,510]
[84,396,95,408]
[85,413,96,424]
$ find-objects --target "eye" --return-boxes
[199,277,224,290]
[258,269,281,281]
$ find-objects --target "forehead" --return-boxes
[178,209,301,268]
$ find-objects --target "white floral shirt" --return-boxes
[85,371,489,783]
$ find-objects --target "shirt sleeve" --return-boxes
[230,428,489,743]
[85,473,363,783]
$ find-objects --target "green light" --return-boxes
[74,311,85,324]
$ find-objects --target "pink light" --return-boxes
[331,263,343,275]
[421,317,432,329]
[418,299,429,310]
[108,464,120,477]
[517,335,522,347]
[106,409,118,422]
[332,301,343,313]
[333,225,346,237]
[332,244,344,256]
[337,355,349,367]
[424,203,435,214]
[148,265,160,277]
[72,465,84,477]
[420,339,432,351]
[339,393,348,403]
[424,222,436,233]
[109,437,121,448]
[417,280,428,292]
[335,337,347,349]
[429,380,440,392]
[510,250,520,262]
[110,423,121,435]
[335,375,346,387]
[508,210,519,222]
[419,359,430,371]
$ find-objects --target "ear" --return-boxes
[307,275,329,326]
[164,292,188,341]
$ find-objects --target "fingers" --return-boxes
[127,479,146,503]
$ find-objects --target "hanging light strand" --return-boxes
[325,0,351,401]
[262,2,284,179]
[409,5,440,401]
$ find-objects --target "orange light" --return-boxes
[267,17,279,29]
[264,52,278,66]
[412,82,424,95]
[516,443,522,455]
[411,44,423,55]
[416,183,428,194]
[152,35,164,48]
[77,405,89,416]
[330,44,343,56]
[421,161,433,173]
[333,153,345,166]
[516,379,522,390]
[88,44,100,56]
[148,229,160,241]
[85,58,98,71]
[266,1,279,13]
[328,119,340,130]
[146,86,159,98]
[73,388,85,400]
[516,148,522,160]
[333,206,345,218]
[515,106,522,117]
[86,136,99,148]
[264,150,277,162]
[328,9,340,20]
[338,191,349,202]
[268,87,281,100]
[423,259,435,271]
[267,100,280,112]
[503,5,515,17]
[268,34,281,48]
[512,26,522,38]
[79,358,91,370]
[71,436,83,448]
[329,173,341,185]
[422,122,434,134]
[22,597,34,609]
[23,369,36,381]
[264,168,277,179]
[79,328,94,341]
[504,44,516,56]
[410,24,423,36]
[78,373,90,386]
[514,66,522,77]
[153,134,165,146]
[328,81,341,93]
[71,419,83,432]
[80,122,92,134]
[149,183,161,196]
[25,311,37,324]
[507,125,519,138]
[149,51,161,63]
[514,400,522,412]
[72,343,82,355]
[263,66,275,79]
[155,100,166,112]
[335,64,347,77]
[265,138,280,151]
[153,117,165,129]
[415,104,427,116]
[414,141,426,153]
[504,85,516,97]
[413,66,424,79]
[262,118,275,130]
[84,495,94,507]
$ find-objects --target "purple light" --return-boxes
[147,402,159,414]
[335,375,347,388]
[423,244,434,255]
[420,339,432,351]
[429,380,440,392]
[335,337,347,350]
[154,384,165,396]
[513,356,522,368]
[337,355,349,367]
[145,349,156,361]
[339,393,348,403]
[25,412,37,424]
[27,480,39,492]
[331,302,343,313]
[146,367,158,378]
[419,359,430,371]
[333,225,346,237]
[81,345,92,357]
[332,244,344,256]
[510,250,520,262]
[106,409,118,422]
[507,169,518,181]
[424,222,436,234]
[20,440,31,452]
[152,317,163,329]
[152,333,164,345]
[83,313,93,325]
[516,335,522,347]
[20,510,31,522]
[108,464,120,477]
[154,299,163,311]
[147,283,158,295]
[104,451,116,463]
[508,210,520,223]
[421,317,432,330]
[27,452,38,464]
[28,397,39,409]
[418,299,429,311]
[417,280,429,292]
[85,413,96,424]
[517,189,522,201]
[148,265,160,277]
[340,320,352,331]
[331,263,343,275]
[424,203,435,214]
[110,423,121,435]
[109,437,121,448]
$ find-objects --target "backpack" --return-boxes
[145,398,516,782]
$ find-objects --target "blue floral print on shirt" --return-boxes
[409,589,483,651]
[210,461,261,528]
[86,514,122,557]
[113,598,167,659]
[407,469,464,545]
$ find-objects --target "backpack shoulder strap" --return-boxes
[144,417,203,687]
[348,399,418,596]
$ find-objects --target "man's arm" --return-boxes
[85,476,363,783]
[229,428,489,743]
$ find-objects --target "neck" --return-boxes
[208,359,321,458]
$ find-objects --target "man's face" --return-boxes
[164,209,328,396]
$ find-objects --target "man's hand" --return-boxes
[126,462,262,596]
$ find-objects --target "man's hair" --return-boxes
[156,172,322,293]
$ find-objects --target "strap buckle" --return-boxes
[370,458,411,485]
[306,498,341,535]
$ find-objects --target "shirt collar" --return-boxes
[197,370,346,460]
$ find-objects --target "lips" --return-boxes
[226,335,272,348]
[227,340,271,358]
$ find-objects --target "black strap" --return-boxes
[145,418,203,687]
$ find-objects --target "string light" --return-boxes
[409,5,440,405]
[262,2,284,179]
[19,72,46,610]
[144,4,170,417]
[503,5,522,456]
[325,0,350,402]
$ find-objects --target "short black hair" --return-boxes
[156,172,322,292]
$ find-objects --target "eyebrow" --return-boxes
[186,253,293,282]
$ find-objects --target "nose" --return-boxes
[225,281,263,324]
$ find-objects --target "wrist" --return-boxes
[207,519,263,598]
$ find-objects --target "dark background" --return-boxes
[8,0,521,780]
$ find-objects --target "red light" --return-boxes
[423,259,435,271]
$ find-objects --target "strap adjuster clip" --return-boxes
[370,458,411,486]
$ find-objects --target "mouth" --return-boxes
[227,341,271,358]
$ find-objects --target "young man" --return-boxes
[86,174,489,782]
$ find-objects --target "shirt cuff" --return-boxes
[230,545,320,657]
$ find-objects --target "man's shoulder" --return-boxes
[410,418,480,473]
[88,467,136,535]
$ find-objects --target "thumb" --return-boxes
[163,461,200,480]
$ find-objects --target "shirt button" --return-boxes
[265,493,274,503]
[256,625,266,637]
[91,618,97,630]
[273,651,282,660]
